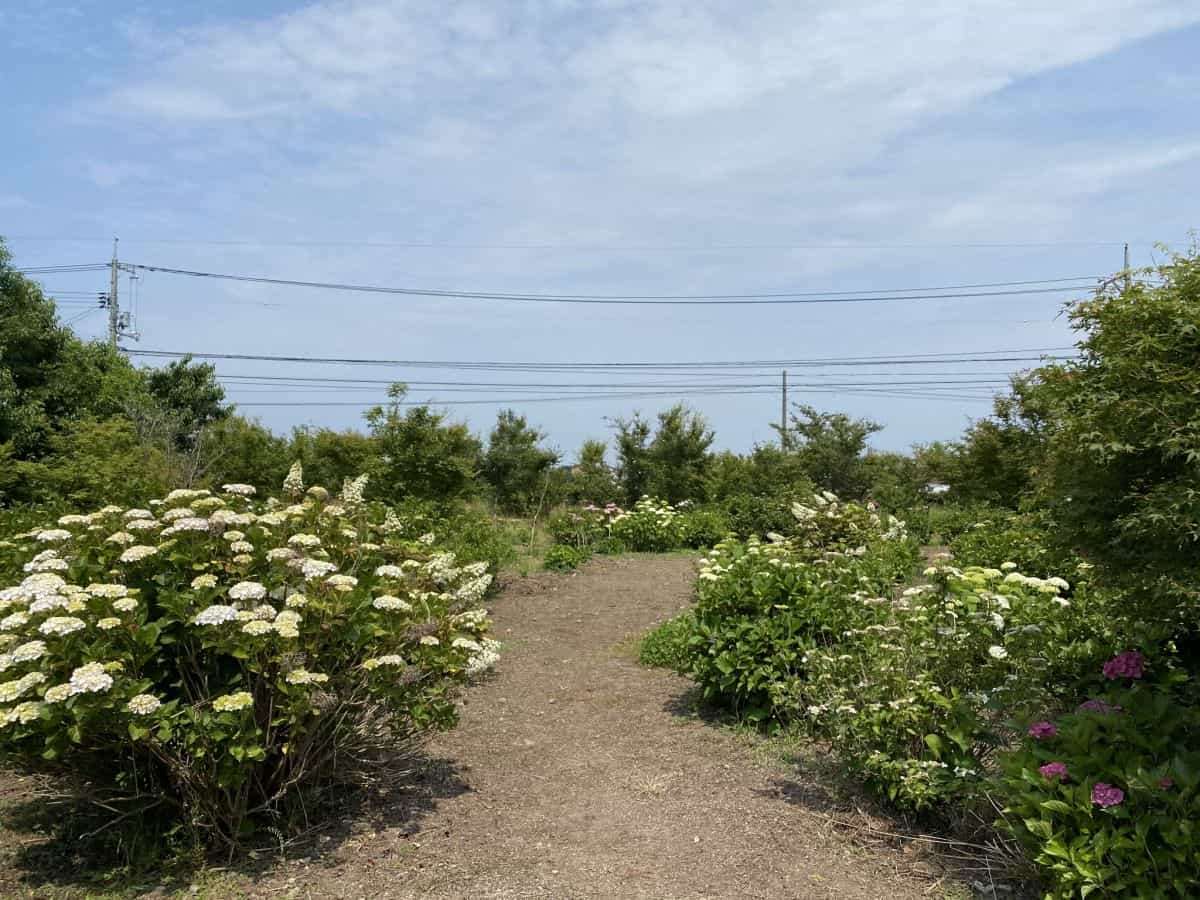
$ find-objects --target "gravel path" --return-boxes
[243,555,943,899]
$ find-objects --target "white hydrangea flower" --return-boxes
[230,541,254,554]
[120,545,159,563]
[68,662,112,694]
[256,512,285,527]
[86,583,129,599]
[288,533,322,549]
[285,668,329,685]
[222,530,246,542]
[11,640,46,663]
[29,595,70,614]
[283,461,304,497]
[325,574,358,592]
[209,509,254,526]
[35,529,72,543]
[161,507,196,522]
[300,559,338,580]
[232,554,253,565]
[161,517,211,537]
[340,474,369,505]
[241,620,273,636]
[372,595,412,612]
[191,574,218,590]
[267,548,296,561]
[113,597,138,613]
[0,671,47,702]
[273,622,300,639]
[418,532,436,545]
[419,635,440,646]
[42,683,73,704]
[221,483,256,497]
[127,694,162,715]
[193,496,226,512]
[284,593,307,608]
[126,518,160,531]
[362,654,404,670]
[988,645,1009,660]
[465,638,501,676]
[229,581,267,601]
[2,700,43,725]
[24,556,69,573]
[97,617,122,630]
[212,691,253,712]
[39,616,86,636]
[374,564,404,579]
[193,605,239,626]
[451,637,482,652]
[1,612,30,632]
[123,509,154,520]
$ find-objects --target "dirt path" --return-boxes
[239,555,945,900]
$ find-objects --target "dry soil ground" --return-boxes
[0,555,966,899]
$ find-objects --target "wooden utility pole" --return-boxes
[780,369,789,450]
[1123,242,1131,291]
[107,237,120,348]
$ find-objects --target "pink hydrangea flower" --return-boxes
[1028,721,1057,740]
[1039,762,1069,781]
[1158,777,1174,790]
[1102,651,1144,680]
[1091,782,1124,807]
[1077,698,1123,714]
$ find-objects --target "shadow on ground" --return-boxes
[0,751,469,897]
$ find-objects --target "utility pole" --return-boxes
[108,237,120,349]
[780,369,789,450]
[1123,242,1131,292]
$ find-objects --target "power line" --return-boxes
[128,347,1073,371]
[5,234,1135,250]
[215,372,1019,388]
[124,262,1097,305]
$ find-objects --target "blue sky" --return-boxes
[3,1,1198,460]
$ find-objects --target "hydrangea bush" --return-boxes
[998,655,1199,897]
[0,468,499,848]
[685,493,918,722]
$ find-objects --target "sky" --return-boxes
[3,1,1199,460]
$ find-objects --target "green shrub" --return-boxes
[998,658,1199,897]
[720,491,804,540]
[948,509,1076,578]
[676,505,729,548]
[608,497,685,552]
[0,468,499,851]
[543,544,591,571]
[546,505,613,549]
[638,613,694,673]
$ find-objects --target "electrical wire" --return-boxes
[124,262,1097,305]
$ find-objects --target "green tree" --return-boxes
[199,416,291,493]
[142,355,232,449]
[1023,248,1200,627]
[950,379,1048,507]
[365,385,482,504]
[289,426,378,494]
[610,413,653,505]
[481,410,559,514]
[777,404,881,497]
[567,438,619,504]
[0,242,143,467]
[646,403,714,503]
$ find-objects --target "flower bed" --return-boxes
[0,466,499,850]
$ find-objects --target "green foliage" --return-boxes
[289,425,377,495]
[998,665,1200,898]
[951,380,1048,508]
[686,495,918,722]
[565,439,619,505]
[366,385,483,505]
[543,544,591,571]
[0,475,499,852]
[776,404,881,498]
[638,613,694,673]
[677,506,729,549]
[481,410,559,514]
[611,404,714,505]
[948,509,1077,579]
[198,416,291,494]
[142,355,231,450]
[609,497,686,552]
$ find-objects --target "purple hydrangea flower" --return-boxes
[1039,762,1069,781]
[1091,782,1124,807]
[1077,698,1123,714]
[1028,720,1057,740]
[1102,651,1144,680]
